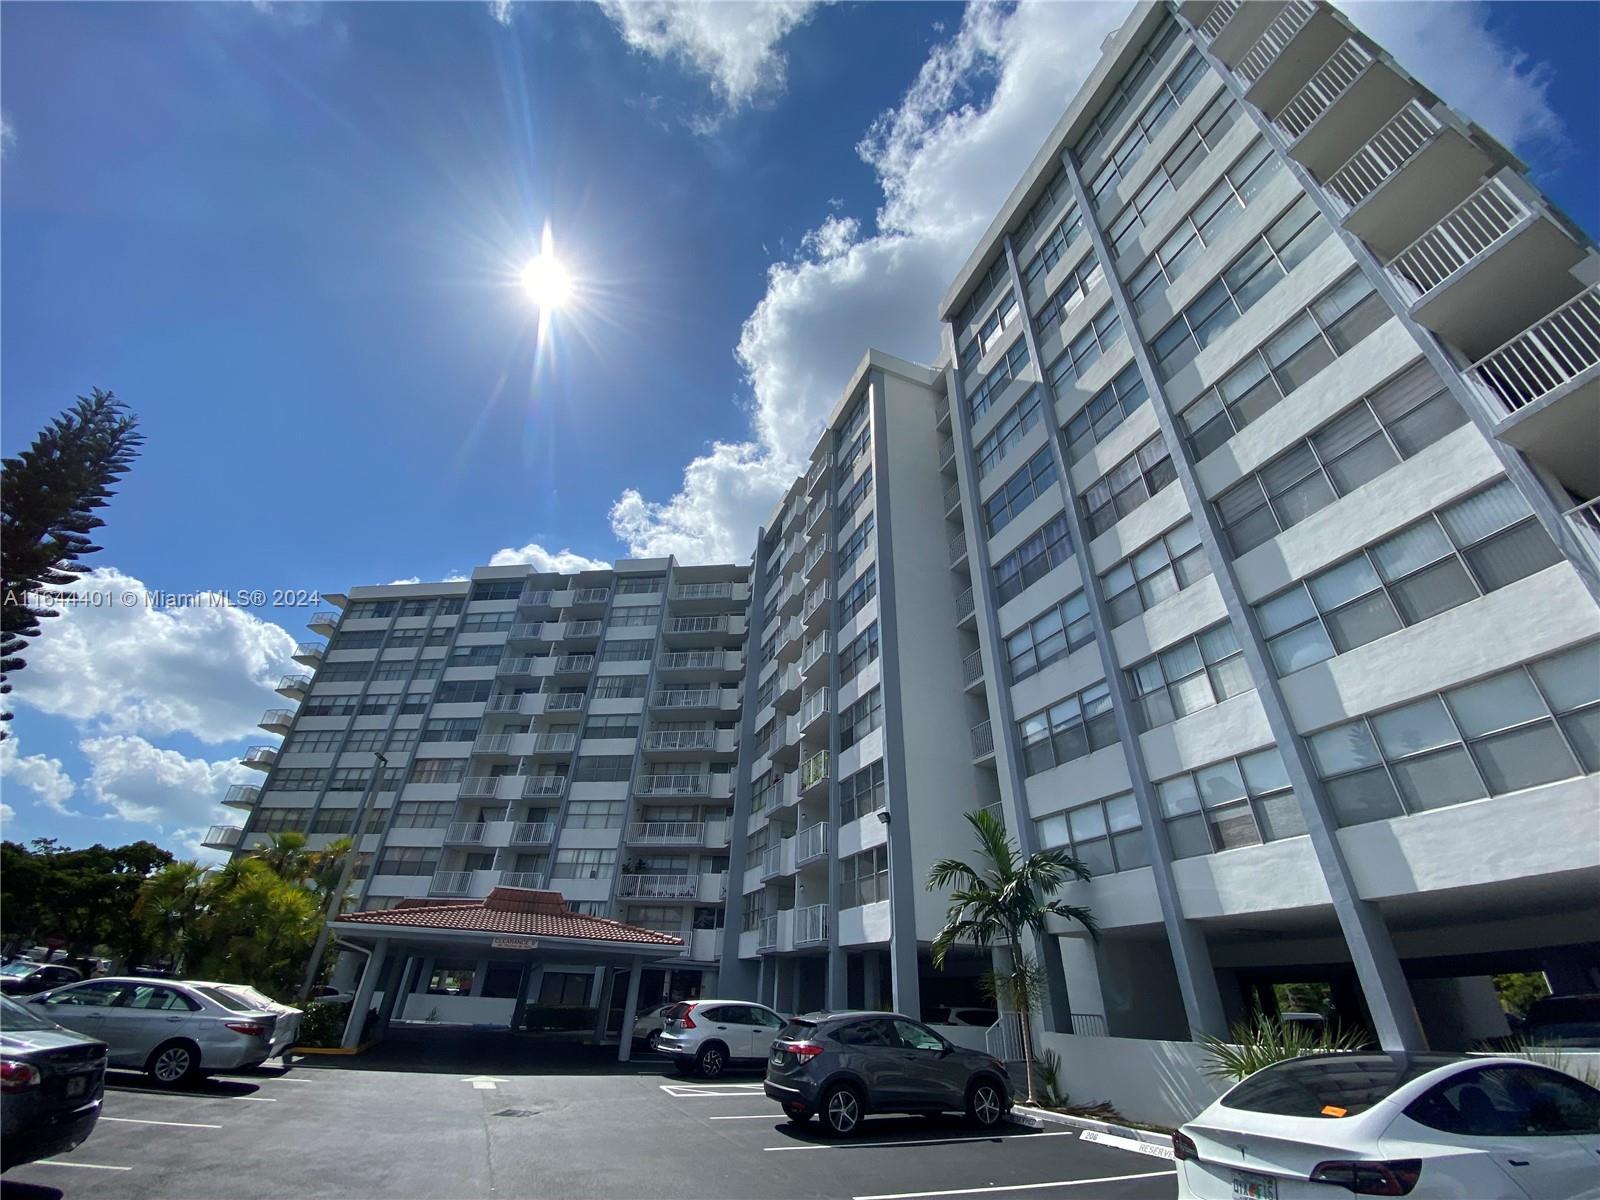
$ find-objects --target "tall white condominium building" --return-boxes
[929,0,1599,1110]
[210,559,750,1013]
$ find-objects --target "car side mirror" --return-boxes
[938,1042,953,1056]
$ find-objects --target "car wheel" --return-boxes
[966,1078,1005,1129]
[147,1040,200,1086]
[646,1030,661,1052]
[819,1084,863,1138]
[695,1043,727,1079]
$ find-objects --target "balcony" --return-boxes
[806,453,834,495]
[617,874,699,900]
[795,903,829,947]
[531,732,577,755]
[554,654,595,676]
[943,481,962,518]
[571,587,610,607]
[776,663,803,709]
[521,776,567,800]
[665,614,729,639]
[509,821,556,845]
[802,581,830,627]
[562,620,603,640]
[939,435,956,469]
[758,915,779,952]
[473,733,517,755]
[498,871,544,891]
[521,587,555,607]
[760,843,784,881]
[202,825,242,851]
[445,822,487,845]
[963,649,985,689]
[1195,0,1241,44]
[955,586,975,627]
[242,745,278,772]
[1469,287,1600,495]
[1234,0,1316,91]
[644,729,714,753]
[428,871,473,897]
[1273,40,1417,179]
[488,693,543,716]
[292,641,325,667]
[626,822,704,846]
[547,693,585,712]
[275,674,311,700]
[971,720,995,761]
[636,773,710,797]
[506,622,546,642]
[658,650,723,673]
[934,393,952,431]
[459,776,503,800]
[496,656,538,678]
[804,538,831,581]
[672,580,743,609]
[800,689,829,736]
[800,751,829,794]
[258,709,295,735]
[307,611,339,636]
[949,530,969,569]
[652,687,716,711]
[805,500,828,536]
[794,821,829,867]
[222,784,259,811]
[801,634,830,681]
[1197,0,1284,65]
[776,617,803,664]
[1384,173,1587,357]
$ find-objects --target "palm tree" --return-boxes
[928,809,1097,1105]
[306,836,355,906]
[253,831,312,883]
[133,861,210,971]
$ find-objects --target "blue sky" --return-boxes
[3,0,1595,859]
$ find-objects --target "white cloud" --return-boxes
[385,577,423,586]
[0,111,14,158]
[1334,1,1563,155]
[487,542,611,572]
[597,1,823,113]
[612,0,1128,563]
[488,0,515,26]
[0,738,79,816]
[0,803,14,825]
[8,567,301,745]
[80,735,252,857]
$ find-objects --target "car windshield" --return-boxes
[0,995,61,1031]
[0,962,38,977]
[1222,1053,1461,1117]
[192,986,262,1013]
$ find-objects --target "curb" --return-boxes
[289,1043,373,1057]
[1010,1105,1175,1156]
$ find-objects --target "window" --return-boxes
[437,680,492,704]
[839,624,880,685]
[984,446,1058,537]
[837,566,877,624]
[1014,167,1074,247]
[631,906,684,929]
[963,291,1022,371]
[471,581,521,601]
[840,759,887,825]
[839,845,889,908]
[1036,792,1147,875]
[1006,591,1094,682]
[316,662,369,683]
[460,612,512,633]
[574,756,631,782]
[564,801,624,829]
[1106,91,1242,259]
[387,729,420,752]
[1152,196,1331,380]
[450,645,500,665]
[1046,305,1124,390]
[992,514,1074,605]
[411,659,443,680]
[1086,43,1205,207]
[422,718,479,742]
[954,262,1014,359]
[1307,640,1597,828]
[253,807,311,832]
[302,694,358,717]
[438,598,464,615]
[332,630,385,651]
[343,729,386,751]
[1125,622,1251,730]
[328,767,372,791]
[1184,273,1398,462]
[1406,1066,1600,1137]
[387,628,426,648]
[1100,519,1211,625]
[1075,16,1182,163]
[375,846,439,876]
[583,714,639,740]
[837,512,876,576]
[1216,366,1464,558]
[346,601,397,619]
[1081,436,1178,538]
[286,730,341,754]
[360,695,396,716]
[396,599,433,617]
[839,689,883,751]
[600,641,652,662]
[393,801,453,828]
[975,387,1044,478]
[595,675,647,701]
[741,893,764,932]
[615,575,664,594]
[1257,480,1562,675]
[1017,681,1117,775]
[408,758,465,785]
[608,606,660,628]
[968,339,1030,422]
[309,807,358,835]
[1021,198,1085,290]
[371,661,412,682]
[265,767,325,792]
[1127,138,1277,311]
[1033,255,1105,336]
[1157,747,1303,859]
[840,465,873,519]
[1062,363,1149,464]
[551,848,616,879]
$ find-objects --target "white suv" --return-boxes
[655,999,786,1078]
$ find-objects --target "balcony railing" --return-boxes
[758,915,778,951]
[243,745,278,769]
[1324,100,1441,214]
[508,622,546,641]
[202,825,242,850]
[795,903,829,946]
[259,708,295,731]
[276,673,312,696]
[934,394,951,427]
[761,844,783,880]
[307,609,340,630]
[509,821,556,845]
[487,694,527,713]
[802,582,830,621]
[474,734,516,755]
[533,732,577,753]
[617,874,698,899]
[943,481,961,513]
[939,435,956,466]
[572,588,610,605]
[459,776,502,799]
[554,654,595,674]
[497,656,537,675]
[805,501,827,534]
[801,634,829,674]
[498,871,544,890]
[522,588,554,606]
[666,615,727,635]
[1468,288,1600,417]
[963,649,985,686]
[956,586,975,622]
[428,871,473,897]
[222,784,259,810]
[653,688,716,709]
[627,822,704,845]
[971,720,995,759]
[644,730,714,752]
[800,689,829,728]
[806,453,834,492]
[521,776,567,799]
[1385,178,1527,305]
[794,821,828,866]
[1197,0,1241,42]
[446,822,487,845]
[949,531,969,567]
[636,773,710,796]
[1235,0,1315,86]
[548,693,585,711]
[660,650,722,671]
[1275,40,1373,142]
[800,751,829,791]
[673,581,736,601]
[293,641,325,663]
[563,620,602,637]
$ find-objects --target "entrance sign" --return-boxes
[491,937,539,950]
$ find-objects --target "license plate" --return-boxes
[65,1075,87,1098]
[770,1050,783,1065]
[1232,1171,1276,1200]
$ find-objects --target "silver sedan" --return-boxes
[26,977,280,1085]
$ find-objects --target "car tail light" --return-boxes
[679,1007,697,1030]
[1309,1160,1422,1196]
[225,1022,270,1037]
[786,1042,824,1062]
[1171,1131,1198,1162]
[0,1060,41,1092]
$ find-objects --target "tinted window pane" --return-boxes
[1224,1055,1458,1117]
[1389,746,1486,812]
[1326,767,1404,826]
[1469,722,1579,794]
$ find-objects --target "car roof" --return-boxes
[685,998,779,1008]
[792,1010,915,1023]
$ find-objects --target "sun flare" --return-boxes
[520,248,572,311]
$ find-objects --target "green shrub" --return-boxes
[1197,1016,1368,1081]
[523,1004,596,1032]
[294,1000,377,1048]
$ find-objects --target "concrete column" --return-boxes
[342,939,387,1049]
[863,950,881,1011]
[508,960,533,1033]
[468,957,488,998]
[617,958,643,1063]
[374,954,411,1038]
[791,959,803,1015]
[593,968,614,1041]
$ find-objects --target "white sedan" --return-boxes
[1175,1052,1600,1199]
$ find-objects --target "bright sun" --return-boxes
[520,249,572,311]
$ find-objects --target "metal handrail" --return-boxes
[522,776,566,798]
[627,822,705,844]
[459,776,502,799]
[1468,287,1600,415]
[510,821,556,844]
[636,773,710,796]
[1325,100,1441,213]
[1386,177,1527,303]
[617,874,698,899]
[1236,0,1315,85]
[1275,40,1372,141]
[956,587,975,621]
[800,751,829,790]
[1197,0,1240,42]
[794,821,829,864]
[446,822,486,844]
[963,649,985,685]
[428,871,472,896]
[653,688,716,708]
[795,903,829,945]
[645,730,714,751]
[971,720,995,758]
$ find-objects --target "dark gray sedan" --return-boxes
[765,1011,1010,1136]
[0,995,108,1171]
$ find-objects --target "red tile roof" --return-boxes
[339,887,684,946]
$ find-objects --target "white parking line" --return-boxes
[659,1085,768,1099]
[765,1130,1079,1152]
[102,1116,223,1130]
[666,1080,764,1089]
[853,1170,1176,1199]
[35,1160,133,1172]
[708,1114,781,1120]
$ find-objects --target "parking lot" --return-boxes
[2,1047,1178,1200]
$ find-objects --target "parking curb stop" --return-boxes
[1010,1105,1172,1150]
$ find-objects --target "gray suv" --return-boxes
[765,1011,1010,1137]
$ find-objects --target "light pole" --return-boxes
[297,751,387,1005]
[876,809,900,1012]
